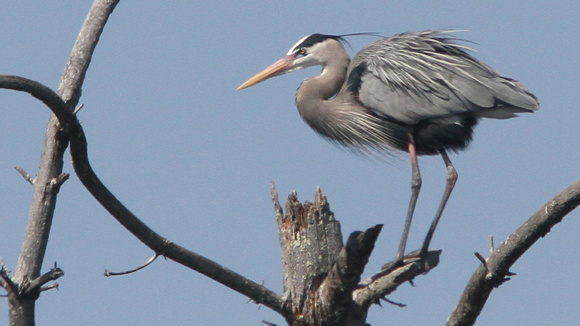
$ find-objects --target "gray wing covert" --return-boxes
[347,30,538,125]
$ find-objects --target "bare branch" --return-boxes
[20,265,64,297]
[67,121,287,313]
[57,0,120,105]
[0,76,77,128]
[0,75,288,317]
[353,250,440,313]
[447,180,580,326]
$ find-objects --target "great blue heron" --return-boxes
[238,30,538,266]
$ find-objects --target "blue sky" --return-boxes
[1,1,578,325]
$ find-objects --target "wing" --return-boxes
[346,30,539,125]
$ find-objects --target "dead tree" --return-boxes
[272,186,440,325]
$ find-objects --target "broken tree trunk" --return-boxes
[271,185,440,325]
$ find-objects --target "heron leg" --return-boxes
[395,133,422,264]
[420,150,457,256]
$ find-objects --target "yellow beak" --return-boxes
[237,54,296,90]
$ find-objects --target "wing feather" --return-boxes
[347,30,538,125]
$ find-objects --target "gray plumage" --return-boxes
[238,29,539,265]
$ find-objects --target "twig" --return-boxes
[104,253,159,277]
[381,296,407,307]
[0,258,17,294]
[14,166,35,184]
[474,252,488,272]
[40,282,59,292]
[262,321,277,326]
[52,173,70,186]
[73,103,84,115]
[48,173,70,192]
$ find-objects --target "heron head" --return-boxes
[237,34,344,90]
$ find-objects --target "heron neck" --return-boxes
[295,60,349,120]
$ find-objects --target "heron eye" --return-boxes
[298,48,306,56]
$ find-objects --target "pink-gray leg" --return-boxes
[420,149,457,255]
[394,134,422,264]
